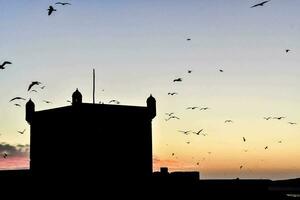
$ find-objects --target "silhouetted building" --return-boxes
[26,89,156,182]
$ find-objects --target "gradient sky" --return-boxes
[0,0,300,179]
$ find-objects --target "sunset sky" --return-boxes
[0,0,299,179]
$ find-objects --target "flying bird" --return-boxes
[30,90,38,93]
[240,165,243,170]
[178,130,190,135]
[199,107,209,111]
[219,69,224,72]
[48,6,57,16]
[55,2,71,5]
[288,122,297,125]
[28,81,42,91]
[278,141,282,143]
[168,92,178,96]
[193,129,203,135]
[0,61,12,69]
[225,120,233,123]
[187,107,198,110]
[40,86,46,89]
[243,137,246,142]
[14,104,21,107]
[196,162,199,166]
[273,117,285,120]
[264,146,268,150]
[187,38,191,41]
[173,78,182,82]
[109,100,120,104]
[172,153,175,156]
[188,70,192,73]
[3,153,7,159]
[165,116,180,121]
[186,141,191,144]
[251,1,270,8]
[43,100,52,104]
[67,100,71,103]
[165,112,174,116]
[18,129,26,134]
[285,49,291,53]
[9,97,26,102]
[264,117,272,120]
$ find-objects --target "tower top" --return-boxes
[72,88,82,105]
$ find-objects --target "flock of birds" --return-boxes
[162,0,298,171]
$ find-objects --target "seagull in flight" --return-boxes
[173,78,182,82]
[30,90,38,93]
[28,81,42,91]
[55,2,71,5]
[193,129,203,135]
[172,153,175,156]
[9,97,26,102]
[109,100,120,104]
[48,6,57,16]
[264,146,268,150]
[286,49,291,53]
[264,117,272,120]
[165,112,174,116]
[199,107,209,111]
[240,165,243,170]
[14,104,21,107]
[219,69,224,72]
[187,106,198,110]
[0,61,12,69]
[273,117,285,120]
[186,141,191,144]
[3,153,7,159]
[178,130,190,135]
[40,86,46,89]
[188,70,192,73]
[288,122,297,125]
[187,38,191,41]
[225,120,233,123]
[18,129,26,134]
[168,92,178,96]
[43,100,52,104]
[243,137,246,142]
[251,1,270,8]
[165,116,180,121]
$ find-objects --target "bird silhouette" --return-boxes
[240,165,243,170]
[199,107,209,111]
[186,141,191,144]
[278,140,282,143]
[286,49,291,53]
[172,153,175,156]
[264,117,272,120]
[14,104,21,107]
[165,116,180,121]
[0,61,12,69]
[67,100,71,103]
[165,112,174,116]
[168,92,178,96]
[48,6,57,16]
[193,129,203,135]
[219,69,224,72]
[225,120,233,123]
[28,81,41,91]
[18,129,26,134]
[251,1,270,8]
[265,146,268,150]
[187,38,191,41]
[55,2,71,5]
[109,100,120,104]
[40,86,46,89]
[187,107,198,110]
[188,70,192,73]
[173,78,182,82]
[43,100,52,104]
[3,153,7,159]
[243,137,246,142]
[196,162,199,165]
[178,130,190,135]
[9,97,26,102]
[30,90,38,93]
[273,117,285,120]
[288,122,297,125]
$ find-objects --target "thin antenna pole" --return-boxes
[93,69,95,104]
